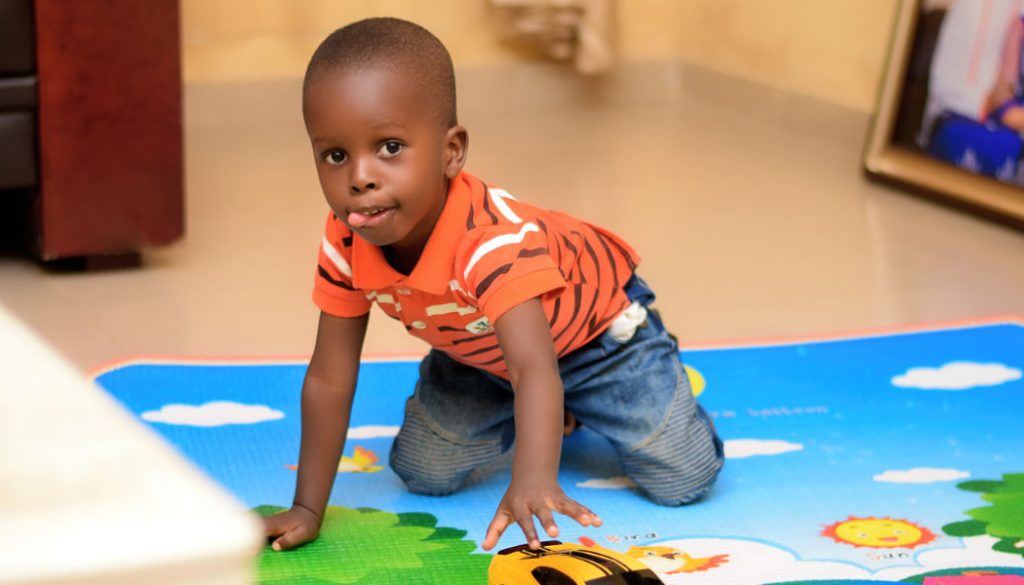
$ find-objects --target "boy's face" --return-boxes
[304,66,467,256]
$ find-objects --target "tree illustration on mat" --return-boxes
[255,505,491,584]
[943,473,1024,557]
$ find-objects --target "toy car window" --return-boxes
[624,569,664,585]
[531,566,577,585]
[586,569,665,585]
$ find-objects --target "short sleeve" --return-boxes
[312,214,372,317]
[455,221,566,322]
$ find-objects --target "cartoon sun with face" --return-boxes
[822,516,937,549]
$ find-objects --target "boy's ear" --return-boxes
[443,125,469,179]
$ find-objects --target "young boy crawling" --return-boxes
[263,17,724,553]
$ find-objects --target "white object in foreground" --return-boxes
[0,303,262,585]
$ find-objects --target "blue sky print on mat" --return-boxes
[95,320,1024,583]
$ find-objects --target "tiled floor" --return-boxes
[2,61,1024,374]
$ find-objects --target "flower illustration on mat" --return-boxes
[286,446,383,473]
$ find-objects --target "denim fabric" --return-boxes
[389,275,724,505]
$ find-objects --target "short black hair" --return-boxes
[303,17,457,128]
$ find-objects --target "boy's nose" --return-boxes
[350,160,377,194]
[350,180,377,194]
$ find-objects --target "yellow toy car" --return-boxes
[488,540,665,585]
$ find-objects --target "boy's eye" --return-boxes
[379,141,403,156]
[323,150,346,165]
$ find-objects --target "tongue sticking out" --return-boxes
[347,211,375,228]
[347,207,393,228]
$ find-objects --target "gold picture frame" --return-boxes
[864,0,1024,225]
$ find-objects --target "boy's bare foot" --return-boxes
[563,411,578,436]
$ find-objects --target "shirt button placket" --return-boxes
[396,286,422,331]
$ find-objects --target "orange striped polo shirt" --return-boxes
[313,170,640,378]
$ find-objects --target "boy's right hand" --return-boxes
[263,506,322,552]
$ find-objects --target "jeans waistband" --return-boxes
[623,274,656,306]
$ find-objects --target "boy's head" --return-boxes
[302,18,468,260]
[303,17,457,128]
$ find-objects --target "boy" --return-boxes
[263,17,723,553]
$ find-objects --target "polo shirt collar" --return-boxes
[350,171,477,295]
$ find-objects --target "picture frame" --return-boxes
[864,0,1024,226]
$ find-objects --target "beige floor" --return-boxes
[3,61,1024,375]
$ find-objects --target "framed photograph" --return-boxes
[864,0,1024,225]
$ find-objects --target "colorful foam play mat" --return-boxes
[94,318,1024,584]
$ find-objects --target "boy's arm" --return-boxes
[265,311,368,552]
[482,298,601,551]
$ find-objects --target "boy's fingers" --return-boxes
[534,507,559,538]
[266,525,291,539]
[262,515,284,535]
[483,511,512,551]
[272,531,300,552]
[272,525,316,552]
[557,498,601,527]
[512,503,540,548]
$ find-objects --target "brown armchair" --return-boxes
[0,0,37,192]
[0,0,184,265]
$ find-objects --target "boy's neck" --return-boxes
[382,244,420,276]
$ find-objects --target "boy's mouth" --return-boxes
[347,206,395,229]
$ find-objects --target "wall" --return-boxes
[181,0,517,82]
[182,0,901,112]
[619,0,900,111]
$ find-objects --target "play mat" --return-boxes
[94,318,1024,584]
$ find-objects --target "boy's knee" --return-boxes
[389,394,509,496]
[634,457,723,506]
[624,430,725,506]
[388,446,466,495]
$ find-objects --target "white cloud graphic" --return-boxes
[875,535,1024,580]
[892,361,1022,390]
[577,476,637,489]
[874,467,970,484]
[141,401,283,427]
[641,537,869,584]
[347,425,400,439]
[724,439,803,459]
[640,536,1024,584]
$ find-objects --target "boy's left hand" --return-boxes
[482,477,602,551]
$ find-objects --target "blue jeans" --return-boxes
[389,276,724,505]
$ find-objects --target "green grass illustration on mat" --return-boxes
[944,472,1024,557]
[255,505,491,584]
